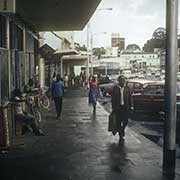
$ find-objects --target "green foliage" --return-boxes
[143,27,180,52]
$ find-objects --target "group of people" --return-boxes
[13,72,132,142]
[63,71,87,89]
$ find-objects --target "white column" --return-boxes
[60,57,63,78]
[86,23,90,82]
[38,57,45,88]
[6,16,11,99]
[22,27,27,86]
[67,65,70,75]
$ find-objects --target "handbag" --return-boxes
[108,111,117,135]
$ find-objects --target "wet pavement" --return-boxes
[0,88,180,180]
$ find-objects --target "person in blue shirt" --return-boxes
[52,74,64,119]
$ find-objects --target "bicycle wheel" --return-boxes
[33,108,42,123]
[39,95,50,109]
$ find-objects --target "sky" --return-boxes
[74,0,166,49]
[44,0,180,50]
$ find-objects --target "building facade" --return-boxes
[0,14,39,106]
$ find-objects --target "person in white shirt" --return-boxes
[112,75,133,140]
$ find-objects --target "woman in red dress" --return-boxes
[89,76,98,115]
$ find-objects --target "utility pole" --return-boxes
[86,23,90,82]
[90,35,93,75]
[86,8,112,80]
[163,0,178,174]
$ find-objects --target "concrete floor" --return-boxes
[0,89,179,180]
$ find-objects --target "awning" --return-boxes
[62,54,87,66]
[62,55,87,61]
[16,0,101,31]
[55,49,79,56]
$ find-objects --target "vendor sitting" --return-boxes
[12,89,44,136]
[24,78,37,93]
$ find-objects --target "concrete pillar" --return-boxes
[67,65,70,76]
[38,57,45,89]
[86,23,90,82]
[105,65,108,75]
[86,57,89,81]
[6,16,11,98]
[0,50,1,105]
[22,27,27,86]
[60,57,63,78]
[163,0,178,175]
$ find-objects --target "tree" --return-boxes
[143,27,180,52]
[93,47,106,59]
[143,27,166,52]
[152,27,166,40]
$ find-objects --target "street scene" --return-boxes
[0,0,180,179]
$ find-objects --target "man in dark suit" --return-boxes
[112,75,133,140]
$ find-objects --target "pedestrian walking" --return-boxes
[52,74,64,119]
[111,75,133,140]
[89,76,98,115]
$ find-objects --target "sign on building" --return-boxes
[111,33,125,49]
[0,0,16,13]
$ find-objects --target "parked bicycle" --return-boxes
[25,87,50,123]
[38,87,50,110]
[27,87,50,110]
[26,93,42,123]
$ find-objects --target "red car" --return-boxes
[130,81,180,114]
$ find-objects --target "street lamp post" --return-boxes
[90,32,107,75]
[86,23,90,83]
[86,7,112,81]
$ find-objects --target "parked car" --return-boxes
[126,79,156,94]
[98,76,116,96]
[131,81,180,114]
[99,78,155,97]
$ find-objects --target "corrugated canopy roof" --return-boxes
[16,0,101,31]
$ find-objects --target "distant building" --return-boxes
[43,31,75,50]
[111,33,125,49]
[92,52,160,76]
[160,48,180,72]
[55,31,75,49]
[103,46,120,58]
[120,52,160,73]
[125,44,141,53]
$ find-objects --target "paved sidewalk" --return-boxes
[0,88,180,180]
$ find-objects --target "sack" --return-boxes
[108,111,117,135]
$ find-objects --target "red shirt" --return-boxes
[90,81,97,89]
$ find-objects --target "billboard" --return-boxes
[0,0,16,13]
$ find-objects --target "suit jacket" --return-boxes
[112,85,132,112]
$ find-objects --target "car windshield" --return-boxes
[143,85,164,95]
[143,83,180,95]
